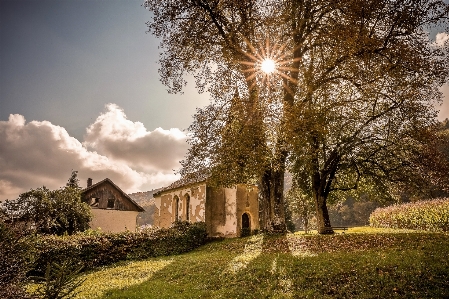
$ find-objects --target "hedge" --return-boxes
[0,221,35,299]
[369,198,449,232]
[31,221,207,275]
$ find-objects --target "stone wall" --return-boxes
[154,183,259,238]
[154,183,207,228]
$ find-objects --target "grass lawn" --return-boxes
[37,228,449,298]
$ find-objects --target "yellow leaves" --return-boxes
[286,234,318,257]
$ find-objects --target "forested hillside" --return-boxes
[129,188,162,227]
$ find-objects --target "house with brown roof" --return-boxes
[153,174,259,238]
[82,178,144,233]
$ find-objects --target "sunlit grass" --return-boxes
[28,259,173,299]
[293,226,423,235]
[75,259,173,299]
[29,228,449,298]
[98,230,449,298]
[223,234,264,274]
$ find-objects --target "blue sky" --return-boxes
[0,0,448,200]
[0,0,210,200]
[0,0,208,141]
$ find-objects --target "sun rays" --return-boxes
[238,38,299,95]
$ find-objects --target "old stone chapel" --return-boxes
[153,176,259,238]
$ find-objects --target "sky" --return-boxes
[0,0,448,201]
[0,0,210,200]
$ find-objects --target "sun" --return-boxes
[261,59,276,74]
[238,38,297,93]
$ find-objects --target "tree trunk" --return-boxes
[258,166,287,233]
[258,170,271,231]
[311,135,334,234]
[314,192,333,234]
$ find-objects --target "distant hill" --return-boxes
[129,188,163,227]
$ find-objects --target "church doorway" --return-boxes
[242,213,250,229]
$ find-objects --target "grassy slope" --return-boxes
[73,228,448,299]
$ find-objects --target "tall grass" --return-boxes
[369,198,449,231]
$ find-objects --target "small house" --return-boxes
[82,178,144,232]
[153,175,259,237]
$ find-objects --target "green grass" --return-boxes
[29,228,449,298]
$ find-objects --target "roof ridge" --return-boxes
[82,178,145,212]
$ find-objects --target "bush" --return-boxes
[240,228,251,237]
[32,222,208,275]
[3,171,91,236]
[369,198,449,231]
[0,218,35,299]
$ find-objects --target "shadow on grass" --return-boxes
[88,232,449,299]
[96,237,248,299]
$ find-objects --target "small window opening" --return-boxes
[91,198,99,207]
[107,198,115,209]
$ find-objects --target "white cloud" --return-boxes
[438,84,449,121]
[0,105,185,201]
[83,103,189,172]
[435,32,449,47]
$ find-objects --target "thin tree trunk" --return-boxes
[271,166,286,232]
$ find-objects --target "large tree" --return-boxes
[145,0,449,233]
[287,1,449,232]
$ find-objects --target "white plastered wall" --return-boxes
[154,183,206,228]
[90,209,139,232]
[214,187,238,237]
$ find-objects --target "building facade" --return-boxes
[82,178,145,232]
[154,178,259,238]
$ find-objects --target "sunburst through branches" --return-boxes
[239,38,298,94]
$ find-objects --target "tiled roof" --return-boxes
[154,170,209,196]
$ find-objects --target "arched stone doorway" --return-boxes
[242,213,250,229]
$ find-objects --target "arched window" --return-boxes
[173,196,179,222]
[184,194,190,222]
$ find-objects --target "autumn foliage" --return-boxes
[369,199,449,231]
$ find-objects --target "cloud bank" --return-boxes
[0,104,186,201]
[435,32,449,47]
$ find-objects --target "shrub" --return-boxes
[240,228,251,237]
[369,198,449,231]
[0,218,35,299]
[32,222,208,275]
[3,171,91,236]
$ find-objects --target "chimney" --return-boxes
[87,178,92,188]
